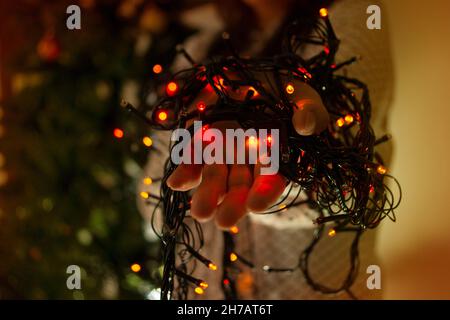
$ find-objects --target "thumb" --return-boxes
[291,87,329,136]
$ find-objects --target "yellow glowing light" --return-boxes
[319,8,328,17]
[158,111,168,121]
[328,229,336,237]
[230,253,238,262]
[248,86,259,97]
[131,263,141,272]
[248,136,258,147]
[377,165,387,175]
[194,287,204,295]
[285,83,295,95]
[142,136,153,147]
[199,281,209,289]
[208,263,218,271]
[344,114,354,124]
[230,226,239,234]
[140,191,149,199]
[336,117,345,127]
[143,177,153,185]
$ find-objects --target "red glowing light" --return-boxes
[264,135,272,146]
[298,67,312,79]
[205,84,214,92]
[166,81,178,96]
[113,128,124,139]
[223,279,230,285]
[197,101,206,112]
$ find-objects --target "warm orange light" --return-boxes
[157,111,168,121]
[285,83,295,95]
[336,117,345,127]
[208,262,218,271]
[265,135,272,146]
[248,86,259,97]
[113,128,124,139]
[166,81,178,95]
[194,287,204,295]
[328,229,336,237]
[212,76,225,89]
[248,136,258,147]
[230,226,239,234]
[152,64,163,74]
[345,114,354,124]
[197,101,206,112]
[142,136,153,147]
[377,165,387,175]
[199,281,209,289]
[230,253,238,262]
[140,191,149,199]
[131,263,141,272]
[319,8,328,17]
[143,177,153,185]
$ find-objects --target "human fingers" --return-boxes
[291,82,329,136]
[191,164,228,222]
[166,163,203,191]
[245,162,286,213]
[215,164,252,229]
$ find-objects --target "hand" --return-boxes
[167,80,329,229]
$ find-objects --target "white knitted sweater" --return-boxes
[138,0,393,300]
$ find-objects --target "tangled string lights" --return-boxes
[122,8,401,300]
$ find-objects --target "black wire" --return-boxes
[127,12,402,300]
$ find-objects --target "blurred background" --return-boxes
[379,0,450,299]
[0,0,449,299]
[0,0,194,299]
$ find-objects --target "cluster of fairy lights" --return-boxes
[118,8,401,300]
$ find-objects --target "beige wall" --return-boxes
[378,0,450,299]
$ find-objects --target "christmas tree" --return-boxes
[0,0,192,299]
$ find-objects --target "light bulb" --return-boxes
[285,83,295,95]
[152,64,163,74]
